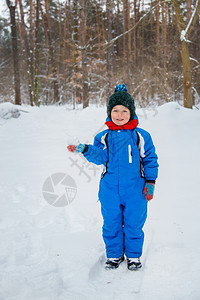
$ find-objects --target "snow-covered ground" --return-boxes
[0,101,200,300]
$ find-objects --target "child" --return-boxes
[67,84,158,271]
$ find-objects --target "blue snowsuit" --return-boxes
[83,116,158,258]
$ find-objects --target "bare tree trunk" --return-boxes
[16,7,23,53]
[63,0,71,80]
[123,0,126,64]
[58,0,62,77]
[34,0,40,105]
[181,40,193,108]
[38,1,50,104]
[43,0,59,103]
[80,0,89,108]
[128,0,131,63]
[106,0,113,97]
[172,0,200,108]
[30,0,35,96]
[140,0,145,56]
[150,0,153,45]
[71,1,80,106]
[6,0,21,105]
[18,0,34,106]
[116,0,122,56]
[186,0,191,21]
[123,0,131,89]
[95,0,101,45]
[156,0,160,62]
[162,1,167,71]
[133,0,137,64]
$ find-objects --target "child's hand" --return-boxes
[143,182,155,201]
[67,144,85,153]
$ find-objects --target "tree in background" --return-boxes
[80,0,89,108]
[172,0,200,108]
[2,0,200,108]
[6,0,21,105]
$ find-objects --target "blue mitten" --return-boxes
[75,144,85,153]
[143,182,155,201]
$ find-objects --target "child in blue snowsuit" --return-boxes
[68,84,158,271]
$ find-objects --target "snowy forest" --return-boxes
[1,1,200,299]
[1,0,200,108]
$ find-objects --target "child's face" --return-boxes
[111,105,131,126]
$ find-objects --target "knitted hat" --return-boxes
[107,84,135,120]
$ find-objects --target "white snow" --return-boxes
[0,101,200,299]
[0,102,21,120]
[0,1,8,18]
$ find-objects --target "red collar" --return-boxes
[105,119,138,130]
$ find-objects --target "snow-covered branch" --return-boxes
[103,0,171,49]
[180,0,200,42]
[190,57,200,64]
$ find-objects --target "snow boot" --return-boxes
[127,258,142,271]
[105,257,124,270]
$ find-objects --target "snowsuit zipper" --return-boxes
[128,144,132,163]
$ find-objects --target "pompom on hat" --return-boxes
[107,84,136,120]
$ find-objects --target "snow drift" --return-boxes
[0,102,199,300]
